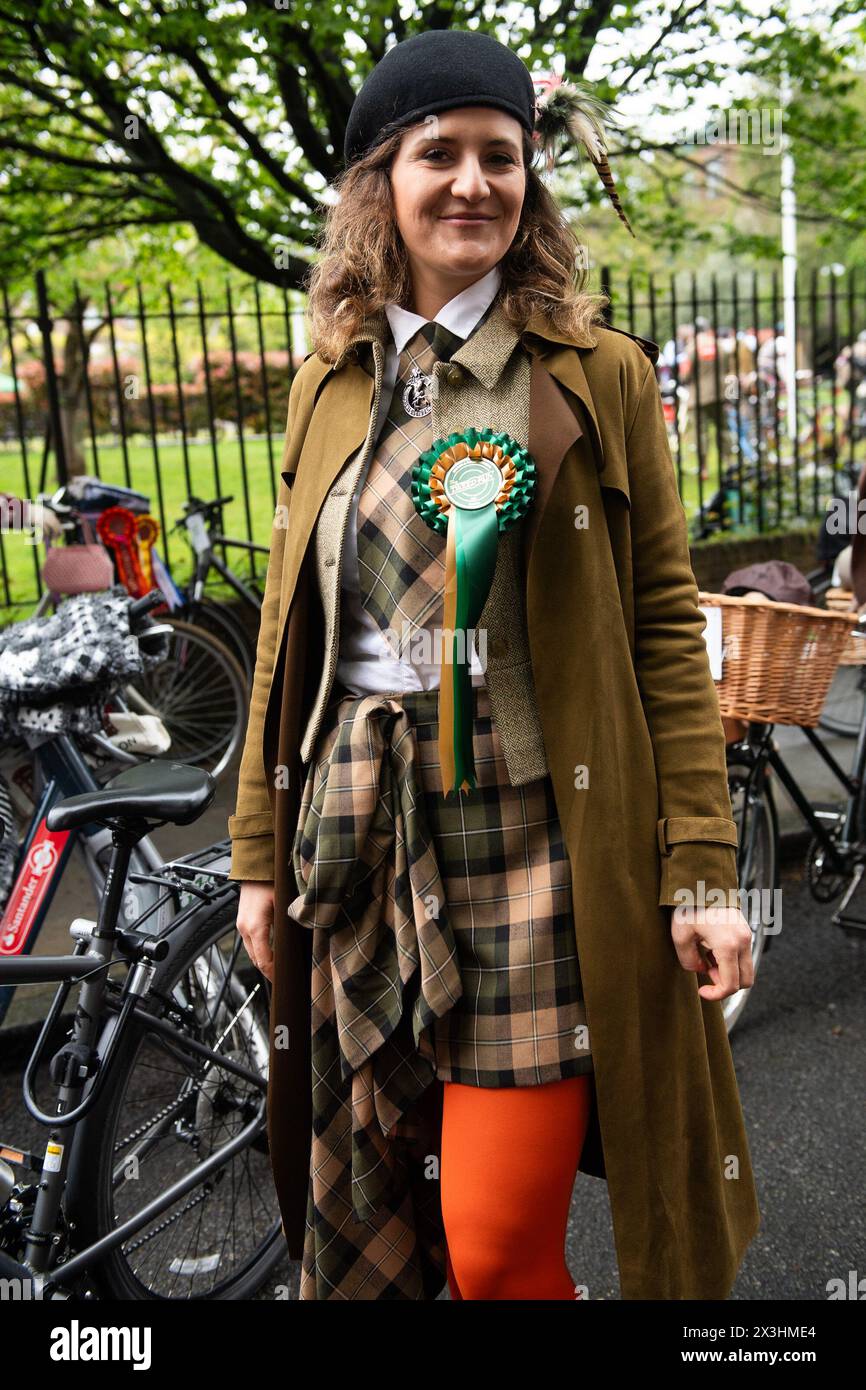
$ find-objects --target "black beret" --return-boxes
[344,29,537,167]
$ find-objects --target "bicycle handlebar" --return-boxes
[128,589,167,626]
[181,495,234,518]
[171,494,234,536]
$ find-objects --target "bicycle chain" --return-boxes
[115,1092,194,1153]
[121,1185,212,1255]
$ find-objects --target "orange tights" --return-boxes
[440,1074,593,1301]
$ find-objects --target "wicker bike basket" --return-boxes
[823,587,866,667]
[697,591,860,727]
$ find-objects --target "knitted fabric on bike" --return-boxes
[0,586,169,739]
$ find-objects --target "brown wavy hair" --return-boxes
[304,123,609,363]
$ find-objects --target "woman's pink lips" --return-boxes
[441,215,494,223]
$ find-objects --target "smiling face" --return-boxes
[388,105,527,318]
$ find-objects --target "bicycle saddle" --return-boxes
[45,760,216,833]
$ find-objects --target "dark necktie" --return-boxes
[356,319,465,649]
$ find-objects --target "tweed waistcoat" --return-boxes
[301,296,549,785]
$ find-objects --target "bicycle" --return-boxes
[169,494,270,690]
[0,777,282,1300]
[814,589,866,740]
[712,595,866,1033]
[0,590,183,944]
[27,488,249,783]
[808,507,866,741]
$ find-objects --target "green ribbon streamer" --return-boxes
[449,502,499,794]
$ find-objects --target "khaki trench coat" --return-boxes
[227,308,761,1300]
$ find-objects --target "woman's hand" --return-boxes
[670,904,755,1001]
[237,880,275,983]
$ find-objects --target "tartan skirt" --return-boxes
[288,683,593,1300]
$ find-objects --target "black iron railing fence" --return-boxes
[1,265,865,612]
[599,264,866,537]
[1,269,305,611]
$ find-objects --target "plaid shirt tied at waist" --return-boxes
[287,691,464,1223]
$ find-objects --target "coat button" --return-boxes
[447,365,463,386]
[490,636,509,658]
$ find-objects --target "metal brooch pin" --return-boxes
[402,366,433,418]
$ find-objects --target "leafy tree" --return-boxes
[0,0,863,292]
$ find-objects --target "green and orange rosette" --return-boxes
[411,428,537,797]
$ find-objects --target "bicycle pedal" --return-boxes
[831,861,866,933]
[833,910,866,935]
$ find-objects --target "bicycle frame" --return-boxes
[733,711,866,881]
[0,842,267,1294]
[188,530,267,611]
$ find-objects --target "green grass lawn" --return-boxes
[0,415,847,629]
[0,434,285,625]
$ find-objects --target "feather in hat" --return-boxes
[532,74,636,238]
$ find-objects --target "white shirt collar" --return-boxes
[385,264,502,355]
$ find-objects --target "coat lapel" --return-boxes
[276,346,381,641]
[523,313,615,495]
[523,352,583,568]
[522,310,644,515]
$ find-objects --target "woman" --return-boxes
[229,28,761,1301]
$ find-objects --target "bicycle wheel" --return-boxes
[724,756,779,1033]
[186,597,256,693]
[68,895,285,1299]
[118,619,247,782]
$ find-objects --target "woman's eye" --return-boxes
[422,148,514,165]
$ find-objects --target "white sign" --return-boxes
[699,605,724,680]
